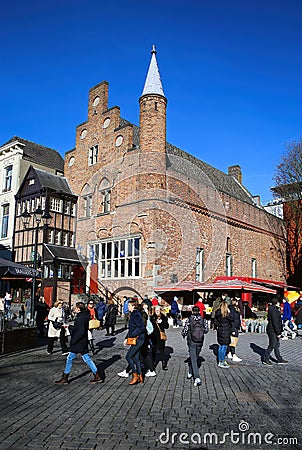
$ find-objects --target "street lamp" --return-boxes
[21,206,52,325]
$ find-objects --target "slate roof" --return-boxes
[1,136,64,172]
[44,244,80,263]
[34,168,76,198]
[166,143,255,205]
[123,121,255,205]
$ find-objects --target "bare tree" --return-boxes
[272,139,302,285]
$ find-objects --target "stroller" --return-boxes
[281,320,297,340]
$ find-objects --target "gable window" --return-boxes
[1,204,9,238]
[88,145,98,166]
[3,165,12,192]
[102,190,111,213]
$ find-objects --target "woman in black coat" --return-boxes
[55,302,101,384]
[214,301,233,369]
[123,299,146,385]
[227,298,242,362]
[151,305,169,370]
[104,298,118,336]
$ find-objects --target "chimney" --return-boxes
[228,165,242,184]
[253,195,261,206]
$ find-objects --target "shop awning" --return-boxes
[0,257,41,278]
[154,279,277,295]
[195,279,277,294]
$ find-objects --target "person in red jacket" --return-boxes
[194,296,205,318]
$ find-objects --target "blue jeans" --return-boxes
[64,352,97,375]
[218,344,228,362]
[126,337,144,375]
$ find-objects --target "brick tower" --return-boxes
[139,45,167,154]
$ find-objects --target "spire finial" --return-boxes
[141,45,165,98]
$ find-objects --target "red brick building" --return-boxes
[64,47,286,299]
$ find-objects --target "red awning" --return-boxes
[154,279,277,295]
[195,279,277,294]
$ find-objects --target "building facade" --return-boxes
[64,47,286,299]
[0,136,64,260]
[13,166,84,305]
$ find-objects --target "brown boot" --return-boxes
[128,373,139,385]
[54,373,69,385]
[138,374,144,383]
[90,372,102,383]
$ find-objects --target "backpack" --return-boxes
[189,316,205,343]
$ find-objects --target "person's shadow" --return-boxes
[250,343,266,361]
[68,354,122,383]
[95,337,116,352]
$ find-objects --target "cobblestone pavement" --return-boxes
[0,325,301,450]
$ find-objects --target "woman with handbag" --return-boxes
[151,305,169,371]
[47,300,69,355]
[123,299,146,385]
[227,298,242,362]
[87,300,99,354]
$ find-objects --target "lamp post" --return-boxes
[21,206,52,325]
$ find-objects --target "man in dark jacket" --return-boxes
[262,298,288,365]
[55,302,101,384]
[181,306,209,386]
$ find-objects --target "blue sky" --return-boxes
[1,0,301,204]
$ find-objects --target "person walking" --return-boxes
[87,299,99,354]
[227,298,242,362]
[211,295,222,329]
[170,296,180,327]
[214,301,233,369]
[151,305,169,371]
[104,298,118,336]
[47,300,69,355]
[182,305,209,386]
[262,298,288,365]
[55,302,101,384]
[35,296,49,337]
[123,299,146,385]
[140,303,156,377]
[123,296,130,328]
[96,297,107,329]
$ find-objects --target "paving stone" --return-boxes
[1,327,302,449]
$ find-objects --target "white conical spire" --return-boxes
[141,45,165,97]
